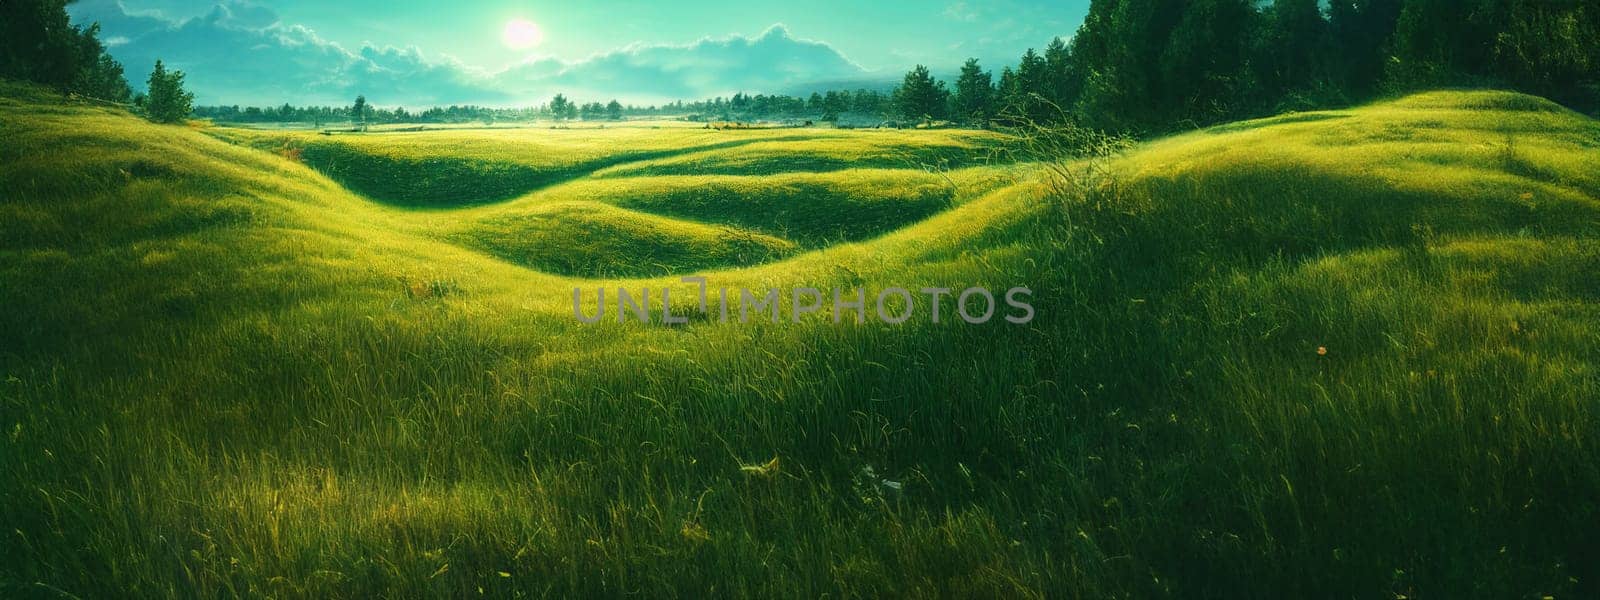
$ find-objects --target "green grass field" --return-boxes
[3,82,1599,597]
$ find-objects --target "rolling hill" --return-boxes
[2,82,1598,597]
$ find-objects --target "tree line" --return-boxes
[3,0,193,123]
[895,0,1600,133]
[1,0,129,103]
[9,0,1595,133]
[192,89,900,126]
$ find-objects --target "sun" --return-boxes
[502,18,543,50]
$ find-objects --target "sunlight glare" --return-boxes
[502,19,543,50]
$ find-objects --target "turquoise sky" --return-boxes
[109,0,1088,71]
[71,0,1091,106]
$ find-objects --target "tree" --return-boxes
[1009,48,1052,122]
[1,0,131,101]
[549,93,574,120]
[952,58,995,124]
[351,95,368,130]
[1043,37,1073,110]
[71,24,132,102]
[1159,0,1258,123]
[824,90,849,115]
[1254,0,1331,103]
[894,64,950,121]
[606,99,623,121]
[1385,0,1470,90]
[144,60,194,124]
[996,66,1018,108]
[1327,0,1405,96]
[1479,0,1600,108]
[1070,0,1188,131]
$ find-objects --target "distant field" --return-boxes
[209,125,1011,206]
[3,84,1599,597]
[202,123,1019,276]
[218,119,846,132]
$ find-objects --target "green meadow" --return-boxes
[3,81,1599,598]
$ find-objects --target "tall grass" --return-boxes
[2,82,1598,597]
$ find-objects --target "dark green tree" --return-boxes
[1327,0,1405,96]
[1159,0,1258,123]
[1480,0,1600,108]
[351,95,368,130]
[1,0,131,101]
[70,24,132,102]
[996,66,1018,110]
[894,64,950,121]
[1071,0,1187,130]
[1043,37,1073,110]
[1066,0,1118,90]
[606,99,623,121]
[1005,48,1051,122]
[144,60,193,124]
[1254,0,1331,103]
[952,58,995,124]
[1385,0,1471,90]
[548,93,577,120]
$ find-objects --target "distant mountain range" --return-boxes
[69,1,904,107]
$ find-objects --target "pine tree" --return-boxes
[1043,37,1073,111]
[997,66,1018,104]
[1010,48,1050,122]
[1067,0,1119,83]
[1071,0,1188,130]
[1159,0,1257,123]
[894,65,950,121]
[952,58,995,124]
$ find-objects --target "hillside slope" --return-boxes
[202,123,1020,277]
[2,84,1598,598]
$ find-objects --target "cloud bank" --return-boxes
[69,1,871,107]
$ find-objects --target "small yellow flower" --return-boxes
[1316,346,1328,356]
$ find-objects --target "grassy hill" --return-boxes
[203,123,1018,277]
[2,82,1598,597]
[210,125,1010,207]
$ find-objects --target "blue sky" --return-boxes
[70,0,1091,106]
